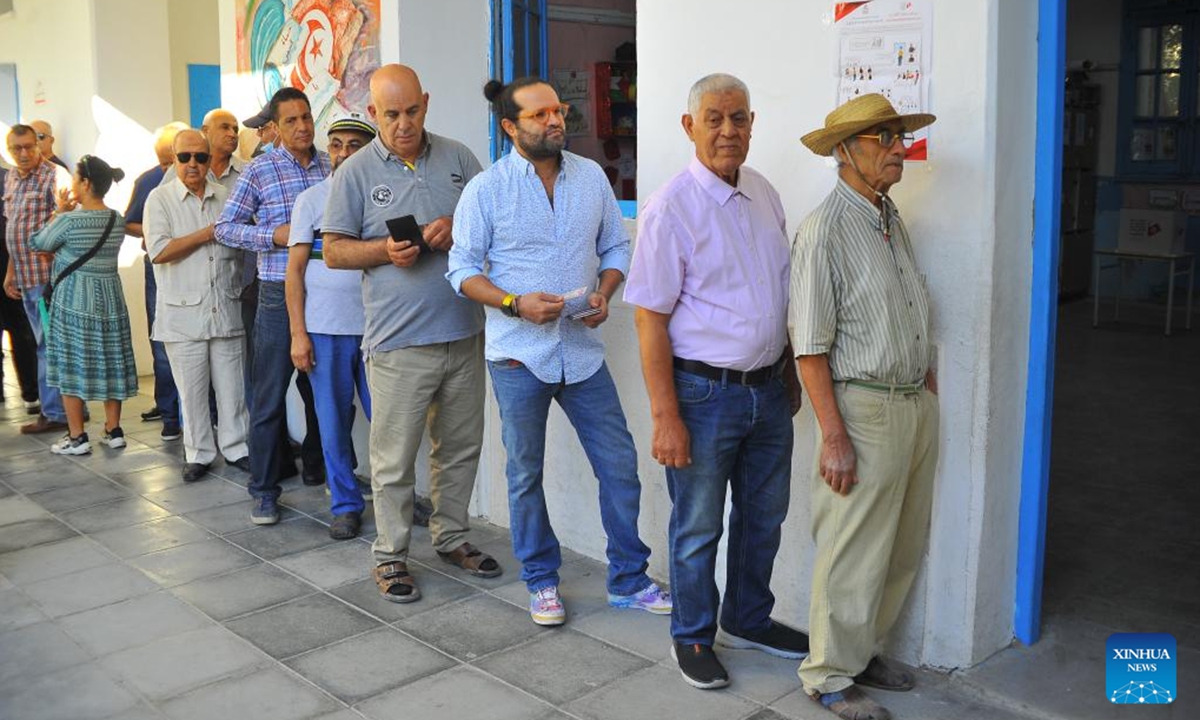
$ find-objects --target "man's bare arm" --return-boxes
[797,354,857,496]
[151,225,215,265]
[322,232,391,269]
[285,244,314,372]
[634,307,690,468]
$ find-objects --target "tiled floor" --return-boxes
[3,305,1193,720]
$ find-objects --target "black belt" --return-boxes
[673,355,784,386]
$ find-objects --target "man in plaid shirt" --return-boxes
[215,88,331,526]
[3,124,72,435]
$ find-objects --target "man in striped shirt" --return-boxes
[215,87,331,526]
[791,94,940,720]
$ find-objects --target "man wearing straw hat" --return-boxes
[791,93,939,720]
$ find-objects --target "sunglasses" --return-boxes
[856,129,915,149]
[78,154,93,181]
[35,133,49,141]
[176,152,211,164]
[517,103,571,124]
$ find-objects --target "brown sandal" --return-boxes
[372,561,421,603]
[437,542,503,578]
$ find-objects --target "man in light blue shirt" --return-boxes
[448,77,670,627]
[286,112,376,541]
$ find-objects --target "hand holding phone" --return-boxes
[385,215,432,255]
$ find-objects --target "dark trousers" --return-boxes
[144,257,180,424]
[0,290,38,402]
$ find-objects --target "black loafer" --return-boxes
[225,456,251,472]
[301,462,326,486]
[671,642,729,690]
[182,462,211,482]
[329,511,362,540]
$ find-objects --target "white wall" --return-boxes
[168,0,221,125]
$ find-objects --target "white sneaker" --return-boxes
[529,585,566,626]
[101,427,126,449]
[50,432,91,455]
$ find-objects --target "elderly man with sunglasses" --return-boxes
[144,130,248,483]
[790,94,940,720]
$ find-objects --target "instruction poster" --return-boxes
[552,69,591,137]
[834,1,932,160]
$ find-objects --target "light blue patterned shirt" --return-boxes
[448,150,630,384]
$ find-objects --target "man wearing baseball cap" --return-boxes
[243,102,278,158]
[285,112,377,539]
[791,93,940,720]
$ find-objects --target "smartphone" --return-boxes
[385,215,432,254]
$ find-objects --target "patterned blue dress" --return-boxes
[31,209,138,400]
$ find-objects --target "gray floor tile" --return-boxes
[59,497,173,534]
[565,663,758,720]
[0,482,12,499]
[225,592,381,659]
[0,535,116,585]
[718,646,809,705]
[0,494,50,525]
[477,629,652,705]
[357,666,550,720]
[0,517,79,553]
[407,524,521,590]
[747,709,812,720]
[143,480,252,515]
[0,449,75,478]
[58,590,211,656]
[286,627,454,704]
[90,516,213,559]
[395,593,550,661]
[184,499,298,535]
[171,563,316,621]
[309,712,367,720]
[489,558,613,621]
[109,463,188,494]
[77,447,175,476]
[26,479,131,513]
[4,462,104,493]
[160,666,339,720]
[225,516,337,560]
[278,484,332,514]
[23,561,159,617]
[0,432,43,459]
[330,566,480,623]
[0,587,48,632]
[276,540,374,590]
[101,625,267,700]
[130,538,259,587]
[0,663,141,720]
[0,622,89,685]
[571,605,673,661]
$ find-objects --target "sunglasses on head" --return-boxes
[78,154,93,181]
[176,152,211,164]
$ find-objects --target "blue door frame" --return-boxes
[1015,0,1066,647]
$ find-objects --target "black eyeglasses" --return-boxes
[176,152,211,164]
[856,129,915,149]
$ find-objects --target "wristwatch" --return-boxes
[501,293,520,318]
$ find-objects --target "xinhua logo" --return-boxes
[1106,633,1176,704]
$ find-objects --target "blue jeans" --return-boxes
[20,285,65,422]
[665,367,794,645]
[309,333,370,516]
[247,281,297,500]
[488,360,651,595]
[144,257,179,424]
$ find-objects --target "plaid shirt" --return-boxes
[214,145,330,282]
[2,161,69,289]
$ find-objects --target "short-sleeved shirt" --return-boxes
[2,160,72,289]
[322,132,484,356]
[125,165,166,226]
[214,145,330,282]
[144,177,242,342]
[789,178,931,385]
[447,150,630,384]
[288,177,364,336]
[625,158,791,372]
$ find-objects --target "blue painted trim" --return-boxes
[617,200,637,219]
[1015,0,1066,647]
[489,0,498,163]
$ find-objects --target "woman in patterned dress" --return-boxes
[31,155,136,455]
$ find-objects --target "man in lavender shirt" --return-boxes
[625,73,807,691]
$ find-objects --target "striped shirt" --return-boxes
[2,160,71,289]
[214,145,330,282]
[790,178,930,384]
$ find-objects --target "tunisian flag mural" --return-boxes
[236,0,381,125]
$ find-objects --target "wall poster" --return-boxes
[552,69,591,137]
[834,1,933,160]
[235,0,381,127]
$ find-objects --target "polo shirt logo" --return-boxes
[371,185,394,207]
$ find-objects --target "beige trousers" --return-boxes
[366,333,485,565]
[163,337,248,466]
[798,383,939,695]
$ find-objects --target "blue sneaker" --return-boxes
[608,582,672,614]
[250,496,280,525]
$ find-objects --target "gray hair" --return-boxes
[687,73,751,116]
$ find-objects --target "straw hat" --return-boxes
[801,93,935,156]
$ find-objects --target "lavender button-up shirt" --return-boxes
[625,157,790,372]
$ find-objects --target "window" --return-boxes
[1117,1,1199,178]
[489,0,548,161]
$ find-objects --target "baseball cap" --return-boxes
[243,102,272,129]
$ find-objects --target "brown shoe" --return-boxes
[854,656,915,692]
[811,685,892,720]
[20,414,68,435]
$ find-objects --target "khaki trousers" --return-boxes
[798,383,939,695]
[163,337,248,466]
[366,333,485,565]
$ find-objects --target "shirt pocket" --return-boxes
[163,292,204,308]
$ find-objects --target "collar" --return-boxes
[834,177,900,235]
[371,132,432,168]
[508,148,569,178]
[171,175,217,202]
[272,143,319,168]
[687,157,751,206]
[212,154,243,180]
